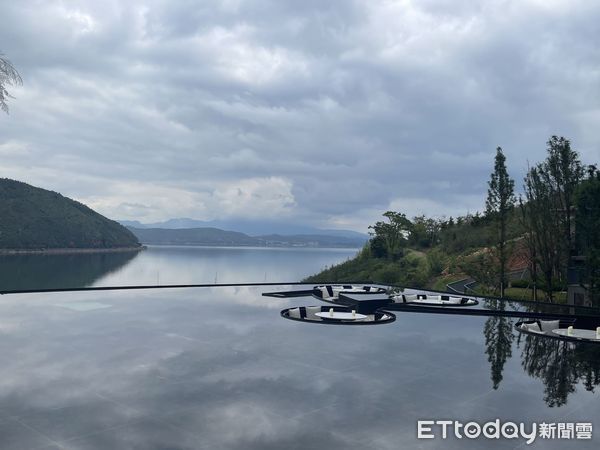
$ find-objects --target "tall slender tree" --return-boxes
[486,147,515,297]
[523,164,562,301]
[543,136,584,276]
[575,172,600,306]
[518,194,539,300]
[522,137,585,302]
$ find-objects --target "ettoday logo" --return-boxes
[417,420,593,444]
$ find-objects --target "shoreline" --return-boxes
[143,243,361,250]
[0,246,146,256]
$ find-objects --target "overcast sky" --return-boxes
[1,0,599,232]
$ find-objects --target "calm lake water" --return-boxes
[0,246,598,449]
[0,245,359,290]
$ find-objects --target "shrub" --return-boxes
[511,279,530,289]
[426,249,445,276]
[372,265,402,284]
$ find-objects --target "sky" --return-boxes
[1,0,600,232]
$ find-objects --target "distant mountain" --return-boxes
[256,234,366,248]
[119,218,368,240]
[128,227,365,248]
[119,220,147,228]
[0,178,141,251]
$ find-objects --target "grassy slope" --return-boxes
[303,209,528,290]
[304,247,431,287]
[0,178,140,249]
[504,287,567,302]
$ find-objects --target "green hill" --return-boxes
[129,227,259,246]
[303,210,527,288]
[0,178,141,251]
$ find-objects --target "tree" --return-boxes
[521,137,584,301]
[486,147,515,297]
[574,172,600,306]
[0,54,22,113]
[410,215,442,248]
[457,251,498,295]
[523,164,561,301]
[518,195,539,300]
[368,211,412,260]
[544,136,584,273]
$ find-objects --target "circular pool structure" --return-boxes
[281,305,396,325]
[515,319,600,344]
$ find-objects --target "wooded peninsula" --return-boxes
[0,178,142,253]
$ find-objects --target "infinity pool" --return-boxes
[0,286,597,449]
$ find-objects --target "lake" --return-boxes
[0,245,359,290]
[0,246,598,449]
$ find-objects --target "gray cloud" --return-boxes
[1,0,599,231]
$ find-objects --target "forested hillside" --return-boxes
[0,178,141,251]
[305,137,600,306]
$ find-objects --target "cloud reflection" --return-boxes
[0,287,598,448]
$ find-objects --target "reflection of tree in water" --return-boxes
[483,299,515,389]
[521,336,576,406]
[521,335,600,407]
[0,251,139,290]
[577,344,600,391]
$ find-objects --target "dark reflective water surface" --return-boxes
[0,252,139,291]
[0,247,598,449]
